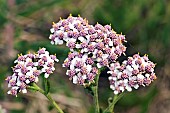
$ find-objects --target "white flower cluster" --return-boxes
[49,15,157,93]
[63,52,98,85]
[107,54,157,94]
[6,48,58,96]
[49,15,127,86]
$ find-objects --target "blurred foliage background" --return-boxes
[0,0,170,113]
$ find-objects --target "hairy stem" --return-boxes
[28,83,64,113]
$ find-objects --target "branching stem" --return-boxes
[28,83,64,113]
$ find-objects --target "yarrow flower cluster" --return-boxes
[49,15,156,95]
[4,14,157,113]
[107,54,157,94]
[63,51,98,86]
[6,48,58,96]
[49,15,127,85]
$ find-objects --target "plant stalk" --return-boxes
[92,71,100,113]
[104,93,124,113]
[28,83,64,113]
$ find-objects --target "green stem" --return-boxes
[104,93,124,113]
[92,71,100,113]
[28,83,64,113]
[43,78,50,94]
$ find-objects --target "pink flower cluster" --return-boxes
[108,54,157,94]
[49,15,156,94]
[63,51,98,86]
[6,48,58,96]
[49,15,127,86]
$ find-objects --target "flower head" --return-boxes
[107,54,157,94]
[6,48,59,96]
[49,16,126,62]
[50,15,127,85]
[63,52,98,86]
